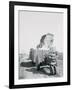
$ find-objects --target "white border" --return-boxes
[14,5,67,85]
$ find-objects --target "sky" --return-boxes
[18,10,63,54]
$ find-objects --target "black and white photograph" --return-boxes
[19,10,63,79]
[9,1,70,89]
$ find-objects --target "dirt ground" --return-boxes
[19,57,63,79]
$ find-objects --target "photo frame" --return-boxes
[9,1,70,89]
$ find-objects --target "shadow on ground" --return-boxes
[20,61,35,67]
